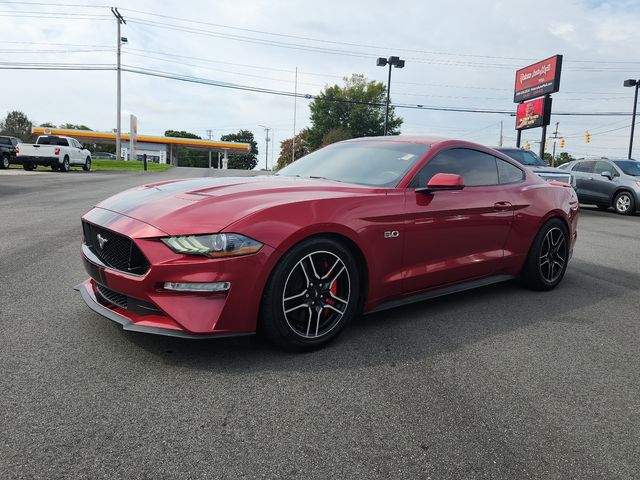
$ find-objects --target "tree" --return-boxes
[39,122,57,128]
[164,129,207,167]
[321,127,352,147]
[0,111,34,142]
[305,74,402,151]
[555,151,575,166]
[220,129,259,170]
[277,130,310,170]
[59,123,91,130]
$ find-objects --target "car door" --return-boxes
[402,148,515,293]
[570,161,596,202]
[71,139,83,164]
[589,160,619,204]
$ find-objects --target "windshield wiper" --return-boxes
[308,175,343,183]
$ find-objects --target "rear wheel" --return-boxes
[51,164,59,171]
[260,237,360,351]
[0,154,9,169]
[59,156,70,172]
[23,162,35,171]
[614,191,634,215]
[83,157,91,171]
[521,218,569,291]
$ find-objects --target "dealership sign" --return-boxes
[515,96,552,130]
[513,55,563,103]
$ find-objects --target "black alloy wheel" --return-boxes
[261,237,360,351]
[521,218,569,291]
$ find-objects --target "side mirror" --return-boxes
[416,173,465,194]
[601,170,613,180]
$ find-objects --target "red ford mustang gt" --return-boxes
[78,137,579,350]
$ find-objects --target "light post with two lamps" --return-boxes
[376,56,405,136]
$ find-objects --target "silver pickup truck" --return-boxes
[16,135,92,172]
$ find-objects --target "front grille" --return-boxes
[96,284,128,309]
[82,221,150,275]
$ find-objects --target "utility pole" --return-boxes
[258,125,271,170]
[499,120,503,147]
[292,66,298,165]
[206,129,212,168]
[111,8,126,161]
[550,122,560,166]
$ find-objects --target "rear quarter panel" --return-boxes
[502,180,579,274]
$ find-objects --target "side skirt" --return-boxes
[366,274,517,315]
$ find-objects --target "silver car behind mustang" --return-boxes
[559,159,640,215]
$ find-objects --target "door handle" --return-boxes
[493,201,512,211]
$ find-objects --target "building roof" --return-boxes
[31,127,251,153]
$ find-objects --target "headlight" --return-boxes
[161,233,262,258]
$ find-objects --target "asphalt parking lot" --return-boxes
[1,169,639,479]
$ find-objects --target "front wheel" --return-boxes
[83,157,91,171]
[614,191,635,215]
[521,218,570,291]
[260,237,360,351]
[0,154,9,169]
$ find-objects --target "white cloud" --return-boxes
[0,0,638,159]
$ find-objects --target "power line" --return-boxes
[117,64,633,116]
[119,6,640,66]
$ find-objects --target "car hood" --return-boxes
[526,165,570,175]
[95,175,384,236]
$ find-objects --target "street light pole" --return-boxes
[111,8,126,161]
[377,56,405,136]
[624,79,639,159]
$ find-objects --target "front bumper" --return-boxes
[78,209,276,338]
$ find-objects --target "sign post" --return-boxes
[513,55,562,156]
[129,114,137,163]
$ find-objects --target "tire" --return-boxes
[521,218,570,291]
[51,164,59,171]
[83,157,91,171]
[596,204,610,211]
[613,191,635,215]
[23,162,35,171]
[0,154,9,169]
[260,237,360,351]
[60,156,70,172]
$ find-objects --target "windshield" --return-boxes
[613,160,640,176]
[500,149,547,166]
[277,141,429,187]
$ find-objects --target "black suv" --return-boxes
[0,136,21,169]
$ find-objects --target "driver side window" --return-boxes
[409,148,499,188]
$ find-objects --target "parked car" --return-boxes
[92,152,116,160]
[16,135,92,172]
[494,147,574,186]
[78,137,579,350]
[0,136,21,169]
[559,158,640,215]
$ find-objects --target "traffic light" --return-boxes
[524,143,531,150]
[560,138,565,148]
[585,131,591,143]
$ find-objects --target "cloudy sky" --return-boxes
[2,0,639,166]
